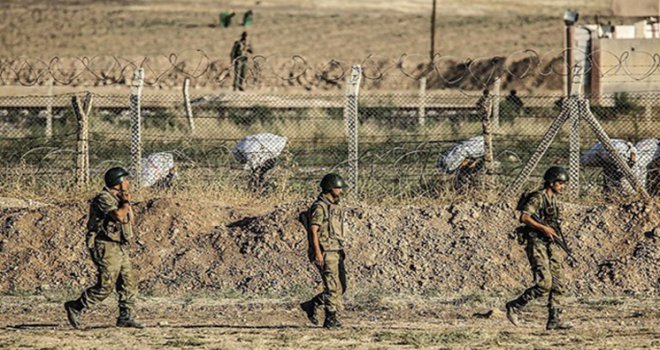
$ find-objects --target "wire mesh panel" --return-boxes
[0,90,658,202]
[0,94,80,190]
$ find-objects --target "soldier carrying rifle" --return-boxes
[505,166,574,331]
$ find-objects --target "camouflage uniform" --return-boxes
[72,188,138,320]
[307,194,347,315]
[508,190,566,319]
[231,38,252,91]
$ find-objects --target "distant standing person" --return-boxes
[64,167,143,329]
[220,11,236,28]
[505,90,524,115]
[242,10,254,26]
[231,31,253,91]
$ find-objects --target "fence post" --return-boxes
[45,77,53,139]
[491,76,501,131]
[183,78,195,134]
[568,98,581,199]
[480,94,495,189]
[130,68,144,188]
[418,77,426,127]
[72,92,92,187]
[344,65,362,195]
[503,98,571,198]
[580,99,651,200]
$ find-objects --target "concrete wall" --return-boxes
[612,0,659,17]
[596,38,660,100]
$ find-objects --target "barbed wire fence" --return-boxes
[0,51,659,203]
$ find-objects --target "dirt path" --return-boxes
[0,295,658,349]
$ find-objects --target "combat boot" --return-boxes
[323,311,342,329]
[546,308,573,331]
[300,300,320,325]
[64,300,84,329]
[505,300,522,326]
[116,309,145,328]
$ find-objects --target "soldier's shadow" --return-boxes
[5,323,59,330]
[4,323,313,330]
[168,324,310,330]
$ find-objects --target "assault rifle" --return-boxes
[530,214,578,265]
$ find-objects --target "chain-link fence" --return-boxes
[1,86,658,202]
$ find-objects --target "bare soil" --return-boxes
[0,198,658,296]
[0,295,658,349]
[0,197,658,348]
[0,0,613,92]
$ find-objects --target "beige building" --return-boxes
[612,0,660,18]
[574,1,660,104]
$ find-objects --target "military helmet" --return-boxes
[104,167,130,188]
[543,166,568,183]
[320,173,348,192]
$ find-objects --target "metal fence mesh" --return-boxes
[1,89,658,201]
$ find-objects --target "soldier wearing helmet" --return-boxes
[300,173,348,329]
[64,167,143,329]
[505,166,573,331]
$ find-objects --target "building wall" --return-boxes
[612,0,659,17]
[596,38,660,99]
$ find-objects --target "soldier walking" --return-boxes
[230,31,253,91]
[506,166,573,330]
[64,167,143,329]
[300,174,348,329]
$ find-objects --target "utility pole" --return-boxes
[563,11,579,96]
[430,0,437,62]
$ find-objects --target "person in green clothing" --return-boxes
[64,167,143,329]
[506,166,574,331]
[300,173,349,329]
[220,11,236,28]
[242,10,253,26]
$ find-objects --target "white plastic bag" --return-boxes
[580,139,636,167]
[141,152,176,188]
[633,138,660,188]
[232,133,287,170]
[437,136,485,173]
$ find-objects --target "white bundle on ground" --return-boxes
[232,133,288,170]
[141,152,176,188]
[634,138,660,169]
[633,138,660,189]
[437,136,485,173]
[580,139,637,167]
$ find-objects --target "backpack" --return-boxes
[515,190,537,223]
[297,200,330,257]
[512,190,534,244]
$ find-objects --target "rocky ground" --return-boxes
[0,197,658,348]
[0,198,657,297]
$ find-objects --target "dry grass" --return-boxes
[1,1,611,63]
[0,293,657,349]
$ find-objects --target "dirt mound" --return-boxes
[0,198,657,296]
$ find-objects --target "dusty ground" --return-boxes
[0,197,658,348]
[0,0,615,92]
[1,0,611,58]
[0,294,658,349]
[1,198,658,296]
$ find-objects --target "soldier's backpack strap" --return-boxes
[511,190,532,244]
[318,200,334,236]
[298,200,330,257]
[514,190,530,223]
